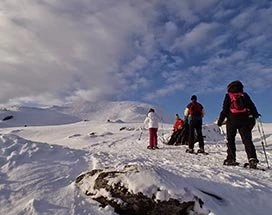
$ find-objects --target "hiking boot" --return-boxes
[249,158,258,169]
[154,146,159,149]
[223,159,239,166]
[186,148,194,154]
[147,146,154,150]
[197,148,205,153]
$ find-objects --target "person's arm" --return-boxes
[144,117,149,128]
[217,94,230,126]
[184,107,189,117]
[201,104,205,117]
[173,121,177,131]
[244,93,260,118]
[180,119,184,127]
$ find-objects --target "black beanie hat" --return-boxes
[227,80,244,93]
[148,108,155,113]
[191,95,197,101]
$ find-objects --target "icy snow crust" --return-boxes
[0,103,271,215]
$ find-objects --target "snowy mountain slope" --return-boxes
[0,106,81,128]
[0,133,91,215]
[0,105,271,215]
[51,100,173,123]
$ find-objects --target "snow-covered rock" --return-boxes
[76,164,210,215]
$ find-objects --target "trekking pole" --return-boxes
[158,115,166,143]
[261,139,270,169]
[138,130,143,141]
[256,119,270,168]
[220,126,227,142]
[138,126,144,141]
[257,117,268,147]
[161,116,164,139]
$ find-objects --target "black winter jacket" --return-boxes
[218,92,259,127]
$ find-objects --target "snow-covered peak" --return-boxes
[51,100,173,123]
[0,101,173,128]
[0,106,80,128]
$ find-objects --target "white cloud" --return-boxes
[0,0,154,105]
[230,8,254,29]
[0,0,271,106]
[171,22,220,53]
[146,83,184,100]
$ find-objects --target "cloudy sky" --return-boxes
[0,0,271,122]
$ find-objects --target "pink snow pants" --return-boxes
[149,128,158,148]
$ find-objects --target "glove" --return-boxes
[252,113,261,119]
[217,120,222,127]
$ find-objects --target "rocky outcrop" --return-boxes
[76,165,209,215]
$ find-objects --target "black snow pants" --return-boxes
[167,130,181,145]
[226,120,257,161]
[188,119,204,150]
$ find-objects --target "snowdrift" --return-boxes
[0,102,271,215]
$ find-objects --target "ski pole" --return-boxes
[138,125,144,141]
[256,118,267,147]
[138,131,143,141]
[257,117,268,147]
[256,119,270,168]
[161,116,164,141]
[261,139,270,169]
[220,126,227,142]
[158,115,166,143]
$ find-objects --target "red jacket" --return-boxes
[173,119,184,132]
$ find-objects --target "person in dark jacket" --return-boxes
[217,80,260,168]
[184,95,205,153]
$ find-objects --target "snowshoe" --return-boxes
[248,158,259,169]
[223,159,239,166]
[243,162,265,171]
[197,149,209,155]
[185,148,195,154]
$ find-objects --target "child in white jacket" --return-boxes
[144,108,160,149]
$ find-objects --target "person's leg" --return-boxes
[174,129,183,145]
[195,122,204,150]
[167,131,178,145]
[226,122,237,161]
[238,126,258,161]
[188,122,195,150]
[154,128,158,148]
[148,128,154,148]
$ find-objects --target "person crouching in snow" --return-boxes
[144,108,160,149]
[166,114,184,145]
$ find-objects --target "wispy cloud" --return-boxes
[171,22,220,53]
[0,0,271,106]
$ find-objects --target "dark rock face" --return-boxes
[76,165,207,215]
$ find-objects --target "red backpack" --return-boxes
[188,102,203,116]
[228,92,247,113]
